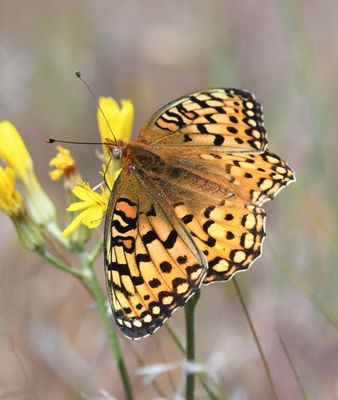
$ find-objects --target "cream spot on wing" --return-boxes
[233,250,246,263]
[212,259,229,272]
[152,306,161,315]
[244,214,256,229]
[266,155,279,164]
[260,179,273,190]
[248,118,257,127]
[176,283,189,294]
[144,314,152,323]
[252,129,261,138]
[244,233,255,249]
[191,270,203,280]
[276,166,286,174]
[162,295,174,305]
[124,320,132,328]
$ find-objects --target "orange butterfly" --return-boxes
[103,88,295,340]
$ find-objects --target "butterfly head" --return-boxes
[104,138,125,160]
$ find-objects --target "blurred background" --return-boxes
[1,0,338,399]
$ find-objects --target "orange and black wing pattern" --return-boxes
[104,88,295,339]
[139,88,267,152]
[104,170,207,339]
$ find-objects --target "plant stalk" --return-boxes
[185,292,198,400]
[83,257,133,400]
[233,277,279,400]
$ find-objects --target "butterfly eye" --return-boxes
[112,148,122,159]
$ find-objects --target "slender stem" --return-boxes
[88,237,104,264]
[269,243,338,331]
[233,277,279,400]
[46,220,71,249]
[277,331,308,400]
[165,322,185,354]
[185,292,198,400]
[39,249,86,279]
[165,319,225,400]
[82,257,133,400]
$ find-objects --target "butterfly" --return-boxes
[103,88,295,340]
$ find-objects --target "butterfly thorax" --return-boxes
[123,142,169,174]
[122,141,237,206]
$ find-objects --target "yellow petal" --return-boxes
[66,201,93,212]
[81,207,105,229]
[0,166,23,217]
[62,213,84,237]
[97,97,134,162]
[0,121,56,226]
[49,169,63,181]
[0,121,33,181]
[72,183,103,203]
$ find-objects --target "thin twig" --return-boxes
[39,249,86,279]
[233,277,279,400]
[269,243,338,331]
[82,256,133,400]
[277,330,308,400]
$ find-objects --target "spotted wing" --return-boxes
[138,88,267,152]
[104,170,207,340]
[146,149,294,283]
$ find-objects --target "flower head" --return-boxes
[0,167,23,217]
[62,180,110,237]
[49,146,79,188]
[63,96,134,235]
[0,120,57,226]
[0,166,44,251]
[0,121,33,185]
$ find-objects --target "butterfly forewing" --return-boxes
[104,170,207,339]
[139,88,267,152]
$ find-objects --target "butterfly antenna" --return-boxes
[46,138,106,145]
[75,70,118,143]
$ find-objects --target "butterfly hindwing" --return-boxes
[138,149,294,284]
[104,170,207,339]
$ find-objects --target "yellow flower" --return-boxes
[62,180,110,237]
[0,120,57,226]
[98,97,134,162]
[0,166,44,251]
[49,145,79,188]
[0,167,23,217]
[64,97,134,235]
[0,121,33,184]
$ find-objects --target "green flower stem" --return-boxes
[184,292,199,400]
[40,246,132,399]
[46,220,71,249]
[88,237,104,264]
[40,249,87,279]
[166,319,226,400]
[82,256,133,400]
